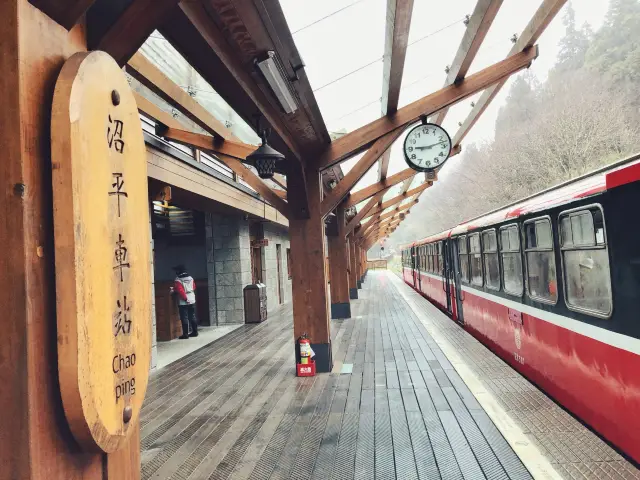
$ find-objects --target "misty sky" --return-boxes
[280,0,610,192]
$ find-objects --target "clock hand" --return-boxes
[415,141,448,150]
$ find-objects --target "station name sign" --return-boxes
[51,51,151,453]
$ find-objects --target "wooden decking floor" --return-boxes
[140,271,639,480]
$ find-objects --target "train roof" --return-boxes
[408,153,640,247]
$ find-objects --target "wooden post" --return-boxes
[327,204,351,319]
[348,235,359,299]
[0,2,140,478]
[288,166,333,372]
[355,244,363,289]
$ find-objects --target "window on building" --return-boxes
[482,230,500,290]
[500,224,523,296]
[458,236,469,283]
[287,248,292,279]
[524,217,557,303]
[559,206,612,317]
[469,233,483,286]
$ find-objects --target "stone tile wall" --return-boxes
[206,213,252,325]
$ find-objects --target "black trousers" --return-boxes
[178,304,198,336]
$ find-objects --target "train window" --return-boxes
[438,242,444,274]
[559,206,612,317]
[458,236,470,282]
[482,230,500,290]
[431,244,437,273]
[469,233,483,286]
[500,224,524,296]
[524,217,558,303]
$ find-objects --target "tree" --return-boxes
[554,2,592,76]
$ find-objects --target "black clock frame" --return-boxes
[402,122,452,172]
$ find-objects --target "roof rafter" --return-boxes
[127,52,239,142]
[317,46,538,170]
[346,168,421,208]
[345,191,386,236]
[378,0,415,181]
[451,0,567,147]
[363,182,430,220]
[432,0,503,125]
[87,0,180,65]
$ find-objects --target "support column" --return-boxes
[327,204,351,319]
[356,244,363,289]
[0,1,139,478]
[288,166,333,372]
[348,235,359,299]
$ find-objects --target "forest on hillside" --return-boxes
[389,0,640,249]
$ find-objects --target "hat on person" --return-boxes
[173,264,186,273]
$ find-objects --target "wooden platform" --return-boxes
[140,271,640,479]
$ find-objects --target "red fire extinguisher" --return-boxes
[296,334,316,377]
[298,334,312,364]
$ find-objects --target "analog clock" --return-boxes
[403,123,452,172]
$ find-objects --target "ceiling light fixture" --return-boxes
[256,51,298,114]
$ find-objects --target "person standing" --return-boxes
[172,264,198,339]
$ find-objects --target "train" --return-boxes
[401,153,640,464]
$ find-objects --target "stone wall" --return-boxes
[205,213,252,325]
[261,223,292,309]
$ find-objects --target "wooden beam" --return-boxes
[363,182,430,219]
[88,0,180,65]
[134,92,182,129]
[217,154,290,218]
[29,0,96,29]
[346,168,422,208]
[345,192,386,236]
[378,149,392,181]
[321,129,404,217]
[273,190,287,199]
[156,126,256,160]
[272,174,287,191]
[317,46,538,170]
[179,1,305,160]
[452,0,566,146]
[381,0,415,115]
[127,52,239,142]
[433,0,503,125]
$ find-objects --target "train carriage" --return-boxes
[402,153,640,464]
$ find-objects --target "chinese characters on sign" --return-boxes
[113,296,131,336]
[109,172,127,217]
[113,234,130,282]
[108,115,136,405]
[107,115,125,153]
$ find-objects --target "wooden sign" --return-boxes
[251,238,269,248]
[51,51,151,453]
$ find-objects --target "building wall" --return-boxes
[206,213,252,325]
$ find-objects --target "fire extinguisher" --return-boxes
[298,334,312,365]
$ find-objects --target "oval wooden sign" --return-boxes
[51,51,151,453]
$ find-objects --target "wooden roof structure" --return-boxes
[30,0,566,249]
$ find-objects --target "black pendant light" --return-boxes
[247,129,285,179]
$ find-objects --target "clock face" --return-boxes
[403,123,452,172]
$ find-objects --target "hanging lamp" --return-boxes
[246,128,285,180]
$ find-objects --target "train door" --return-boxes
[443,241,453,314]
[451,238,465,324]
[417,245,422,291]
[411,246,418,288]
